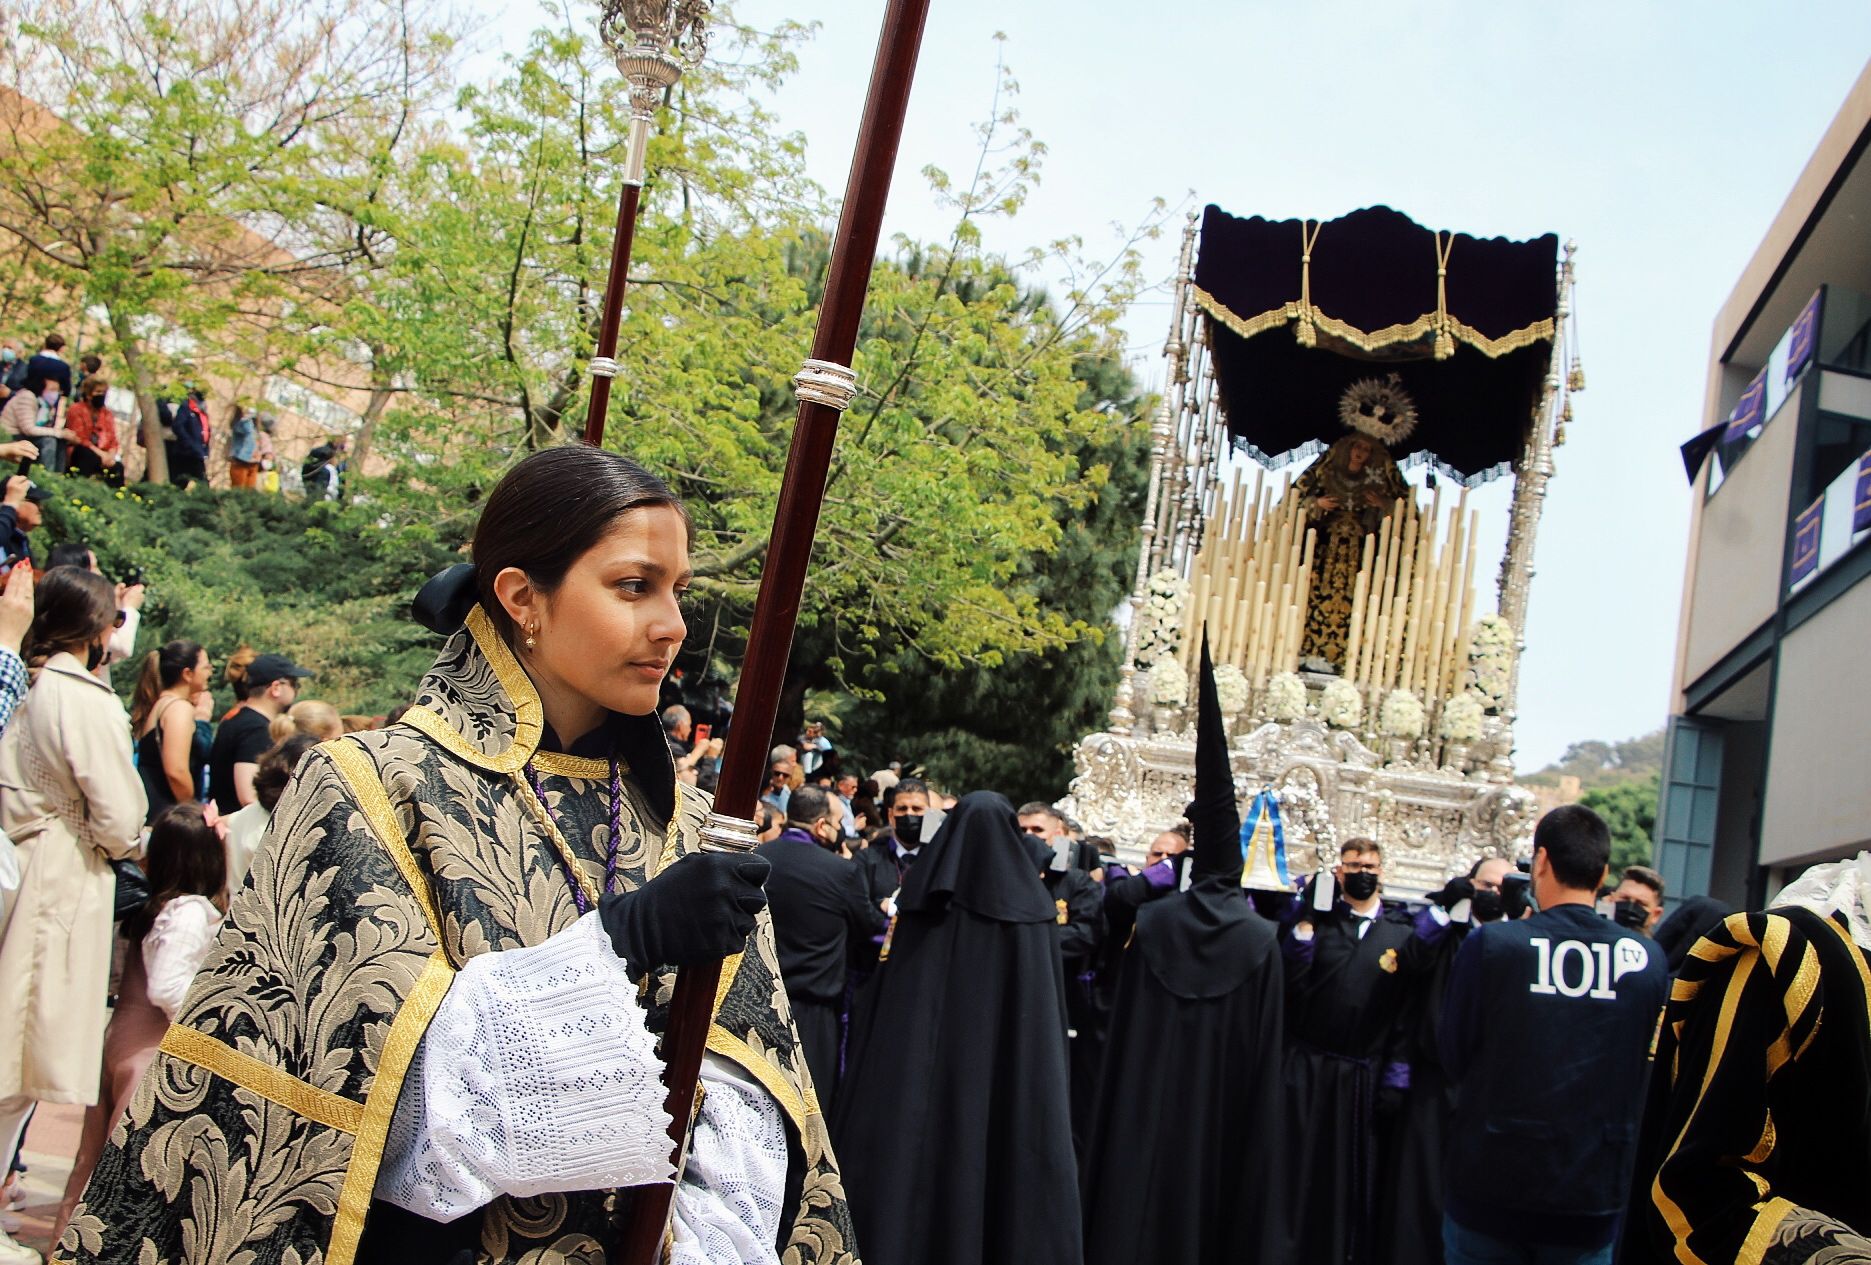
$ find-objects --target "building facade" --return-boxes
[1663,61,1871,907]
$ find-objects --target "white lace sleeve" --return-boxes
[669,1054,790,1265]
[374,910,675,1221]
[143,895,223,1020]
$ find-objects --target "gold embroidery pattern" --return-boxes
[325,736,448,949]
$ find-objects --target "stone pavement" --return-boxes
[7,1101,83,1257]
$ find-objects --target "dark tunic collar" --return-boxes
[401,603,676,821]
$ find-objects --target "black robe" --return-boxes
[1282,901,1418,1265]
[1082,636,1287,1264]
[1080,894,1285,1264]
[1379,918,1470,1265]
[832,793,1081,1265]
[1043,864,1104,1153]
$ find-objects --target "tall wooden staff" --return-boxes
[606,1,934,1261]
[583,0,710,447]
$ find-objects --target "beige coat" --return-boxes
[0,652,146,1102]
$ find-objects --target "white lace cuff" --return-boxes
[375,911,675,1221]
[670,1054,790,1265]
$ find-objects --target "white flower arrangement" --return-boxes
[1319,679,1363,729]
[1379,688,1426,739]
[1265,672,1307,722]
[1213,664,1251,715]
[1133,569,1189,669]
[1149,655,1189,707]
[1462,613,1518,713]
[1470,613,1515,651]
[1438,692,1485,742]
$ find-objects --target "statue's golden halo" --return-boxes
[1337,373,1419,447]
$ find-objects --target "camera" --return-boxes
[120,564,145,588]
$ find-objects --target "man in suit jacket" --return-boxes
[758,784,888,1109]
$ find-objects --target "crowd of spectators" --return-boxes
[0,330,343,496]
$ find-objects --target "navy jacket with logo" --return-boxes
[1439,902,1667,1246]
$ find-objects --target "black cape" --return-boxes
[832,791,1081,1265]
[1082,636,1287,1264]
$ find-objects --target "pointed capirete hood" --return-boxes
[1134,631,1270,999]
[1188,636,1245,890]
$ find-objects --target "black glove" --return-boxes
[1425,875,1475,911]
[1501,875,1532,922]
[598,852,771,979]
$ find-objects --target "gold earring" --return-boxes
[525,622,538,649]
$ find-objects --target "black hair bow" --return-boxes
[412,563,479,634]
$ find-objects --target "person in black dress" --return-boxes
[129,640,211,823]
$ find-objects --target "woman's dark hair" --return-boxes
[131,640,205,731]
[471,446,690,643]
[123,802,227,941]
[45,541,93,571]
[253,732,319,812]
[24,566,116,668]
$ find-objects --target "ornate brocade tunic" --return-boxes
[60,608,860,1265]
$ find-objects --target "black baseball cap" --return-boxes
[247,654,313,687]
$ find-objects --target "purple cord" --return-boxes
[525,757,625,916]
[605,756,624,896]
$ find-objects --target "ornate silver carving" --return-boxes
[589,356,620,380]
[1061,719,1536,899]
[791,359,859,411]
[699,810,759,854]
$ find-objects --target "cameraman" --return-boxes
[1438,805,1667,1265]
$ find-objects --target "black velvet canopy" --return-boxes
[1193,203,1560,484]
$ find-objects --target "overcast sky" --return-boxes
[464,1,1871,768]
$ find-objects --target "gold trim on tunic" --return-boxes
[324,736,448,951]
[327,951,457,1265]
[156,1025,364,1136]
[705,1026,819,1136]
[402,606,545,774]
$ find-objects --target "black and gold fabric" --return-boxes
[1640,907,1871,1265]
[1194,203,1560,484]
[59,606,859,1265]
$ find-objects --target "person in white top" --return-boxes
[53,803,227,1247]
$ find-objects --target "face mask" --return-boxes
[1611,899,1650,931]
[894,816,923,847]
[0,350,13,362]
[1341,871,1380,903]
[1470,889,1505,923]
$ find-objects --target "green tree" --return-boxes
[1579,772,1660,877]
[36,471,458,713]
[354,24,1165,694]
[0,0,454,480]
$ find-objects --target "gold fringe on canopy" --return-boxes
[1191,286,1556,362]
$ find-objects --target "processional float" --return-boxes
[578,1,931,1261]
[1062,205,1585,897]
